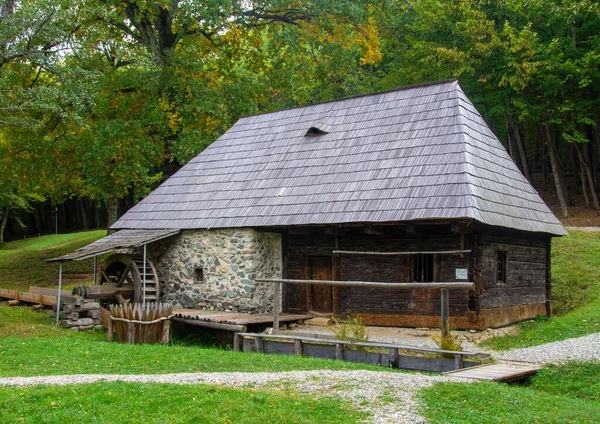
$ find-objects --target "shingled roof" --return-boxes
[112,80,566,236]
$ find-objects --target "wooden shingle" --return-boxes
[112,80,566,235]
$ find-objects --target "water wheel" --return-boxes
[97,254,160,303]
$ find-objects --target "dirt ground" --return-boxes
[280,320,523,349]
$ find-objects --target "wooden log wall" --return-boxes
[284,225,472,318]
[476,234,550,310]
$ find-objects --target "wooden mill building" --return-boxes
[57,80,566,329]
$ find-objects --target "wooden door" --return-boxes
[307,256,333,314]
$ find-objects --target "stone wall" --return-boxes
[147,228,282,313]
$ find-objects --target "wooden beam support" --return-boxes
[441,288,449,336]
[233,333,242,352]
[335,343,344,360]
[333,249,471,256]
[273,282,281,330]
[454,353,464,370]
[257,278,473,290]
[294,339,303,356]
[255,336,264,353]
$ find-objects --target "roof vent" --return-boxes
[305,127,328,136]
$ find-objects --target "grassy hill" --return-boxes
[0,230,106,290]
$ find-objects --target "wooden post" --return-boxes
[233,333,242,352]
[161,320,171,344]
[273,282,280,330]
[127,322,135,344]
[142,244,147,306]
[335,343,344,360]
[56,262,63,324]
[454,353,463,370]
[254,336,264,353]
[389,348,399,369]
[294,339,303,356]
[441,288,449,336]
[107,318,113,342]
[93,256,97,285]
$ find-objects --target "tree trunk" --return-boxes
[574,142,600,210]
[545,123,570,218]
[106,197,118,231]
[505,118,515,159]
[579,155,590,208]
[0,207,9,243]
[508,115,531,183]
[79,199,88,230]
[594,112,600,186]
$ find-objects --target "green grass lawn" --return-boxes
[0,306,394,377]
[0,381,365,423]
[419,362,600,423]
[482,229,600,350]
[0,231,106,290]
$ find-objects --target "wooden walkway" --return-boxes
[173,308,313,325]
[445,361,541,382]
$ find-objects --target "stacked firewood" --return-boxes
[55,296,102,331]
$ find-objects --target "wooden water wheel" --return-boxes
[97,254,160,303]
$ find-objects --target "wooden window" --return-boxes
[194,267,204,284]
[496,251,507,284]
[413,253,434,282]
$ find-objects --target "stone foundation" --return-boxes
[148,228,282,313]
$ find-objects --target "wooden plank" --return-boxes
[0,289,17,299]
[236,332,482,357]
[18,293,39,303]
[333,249,472,256]
[171,317,247,333]
[257,278,474,290]
[446,363,541,382]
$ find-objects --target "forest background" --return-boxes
[0,0,599,242]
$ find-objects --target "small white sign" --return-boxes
[455,268,468,280]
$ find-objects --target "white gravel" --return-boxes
[486,333,600,363]
[0,370,470,423]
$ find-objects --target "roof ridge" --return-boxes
[239,79,459,119]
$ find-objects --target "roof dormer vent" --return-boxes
[305,127,328,136]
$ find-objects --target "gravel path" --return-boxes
[485,333,600,363]
[2,331,598,423]
[0,370,470,423]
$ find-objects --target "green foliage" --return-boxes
[431,321,462,358]
[419,376,600,423]
[0,381,365,424]
[328,317,370,344]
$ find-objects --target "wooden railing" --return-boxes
[256,278,474,332]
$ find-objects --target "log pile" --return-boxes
[55,296,102,331]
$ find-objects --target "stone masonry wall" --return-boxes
[147,229,282,313]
